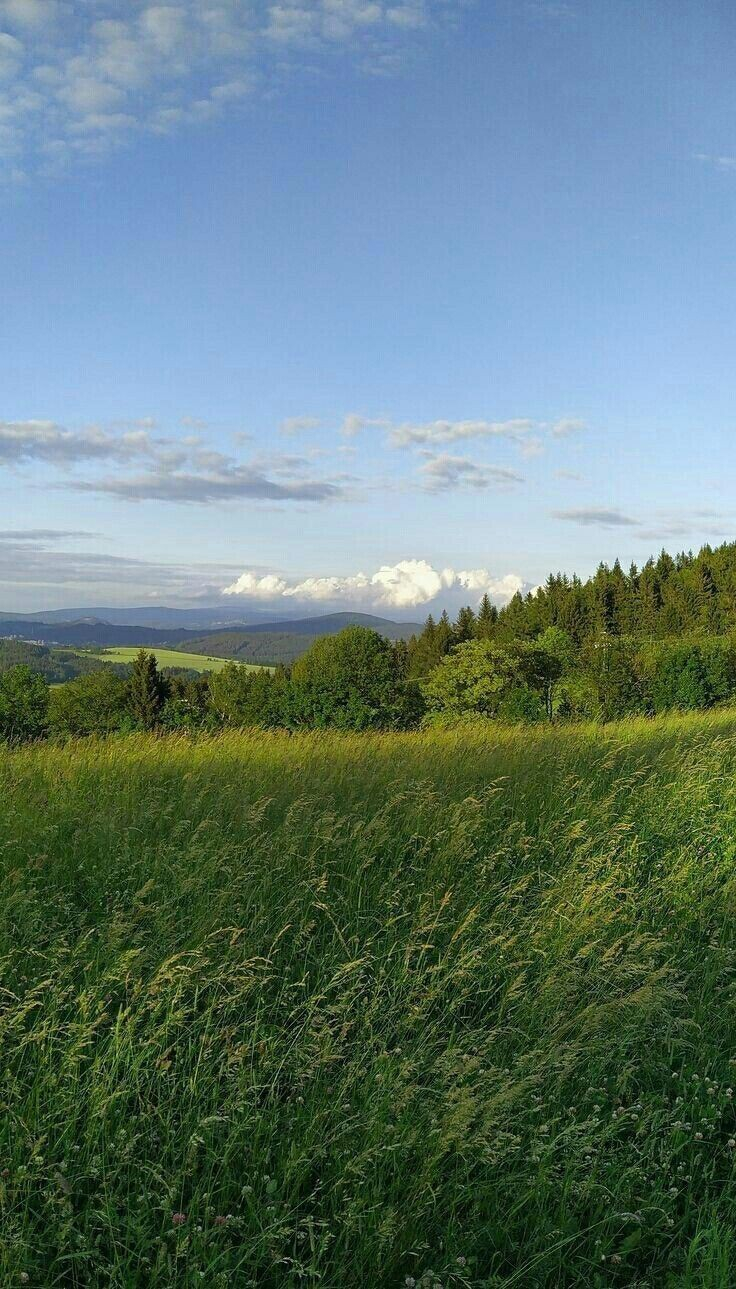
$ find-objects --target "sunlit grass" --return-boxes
[80,646,264,673]
[3,710,736,1284]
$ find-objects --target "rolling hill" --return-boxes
[0,610,422,658]
[180,616,423,666]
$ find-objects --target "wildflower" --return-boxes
[695,1133,703,1141]
[611,1254,622,1265]
[172,1213,187,1227]
[728,1139,736,1148]
[405,1279,416,1288]
[20,1277,30,1286]
[456,1256,466,1266]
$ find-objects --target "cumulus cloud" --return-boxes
[419,453,524,492]
[224,557,525,609]
[0,0,464,178]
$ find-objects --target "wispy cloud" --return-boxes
[0,528,241,602]
[66,460,348,505]
[553,507,639,528]
[554,506,732,539]
[340,412,587,450]
[0,416,350,505]
[280,415,323,436]
[0,1,464,181]
[0,527,100,540]
[525,2,576,20]
[419,452,524,492]
[693,153,736,173]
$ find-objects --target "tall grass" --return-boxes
[3,713,736,1285]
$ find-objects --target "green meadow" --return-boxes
[82,646,264,674]
[4,712,736,1285]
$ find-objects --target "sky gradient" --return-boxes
[2,0,735,616]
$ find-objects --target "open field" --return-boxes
[80,646,266,674]
[4,712,736,1284]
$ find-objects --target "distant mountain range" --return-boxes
[3,604,279,630]
[0,609,423,658]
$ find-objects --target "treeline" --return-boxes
[7,540,736,742]
[0,633,421,744]
[4,622,736,745]
[0,640,128,684]
[493,541,736,645]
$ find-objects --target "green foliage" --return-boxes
[49,669,129,737]
[181,631,320,667]
[208,663,288,728]
[490,540,736,644]
[160,674,214,731]
[289,626,418,730]
[0,639,123,683]
[422,640,521,719]
[0,665,49,743]
[125,649,168,731]
[4,714,736,1282]
[422,640,559,723]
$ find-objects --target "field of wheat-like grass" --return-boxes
[4,712,736,1285]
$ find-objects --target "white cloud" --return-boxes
[0,0,466,179]
[219,571,290,598]
[224,557,525,609]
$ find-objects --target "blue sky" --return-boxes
[1,0,735,615]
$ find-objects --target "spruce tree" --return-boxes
[475,593,498,639]
[126,650,167,730]
[453,605,476,644]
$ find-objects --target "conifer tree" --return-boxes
[475,593,498,639]
[126,650,167,730]
[453,605,476,644]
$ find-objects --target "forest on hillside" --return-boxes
[6,542,736,742]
